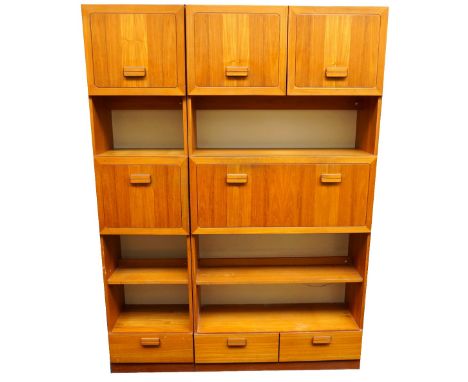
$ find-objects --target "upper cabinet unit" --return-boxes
[82,5,186,95]
[186,6,288,95]
[288,7,388,95]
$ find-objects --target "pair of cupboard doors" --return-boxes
[83,5,388,96]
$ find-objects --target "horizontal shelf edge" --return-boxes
[193,226,371,235]
[101,227,189,235]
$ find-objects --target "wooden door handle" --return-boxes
[140,337,160,347]
[226,174,248,184]
[227,338,247,347]
[225,66,249,77]
[312,336,332,345]
[130,174,151,184]
[123,66,146,77]
[320,174,342,184]
[325,66,348,78]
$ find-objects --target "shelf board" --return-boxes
[112,305,191,333]
[108,267,188,285]
[196,265,362,285]
[191,148,375,164]
[96,149,185,158]
[100,227,188,235]
[193,226,371,235]
[198,304,359,333]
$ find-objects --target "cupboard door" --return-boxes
[109,333,193,363]
[186,6,288,95]
[196,163,370,228]
[95,163,184,230]
[288,7,388,95]
[86,6,185,94]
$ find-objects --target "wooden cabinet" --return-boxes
[288,7,388,95]
[82,4,387,373]
[186,6,288,95]
[280,331,362,362]
[195,333,279,363]
[194,163,370,229]
[82,5,185,95]
[94,159,188,234]
[109,333,194,363]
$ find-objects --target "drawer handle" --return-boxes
[123,66,146,77]
[227,338,247,347]
[312,336,332,345]
[226,174,248,184]
[225,66,249,77]
[325,66,348,78]
[130,174,151,185]
[140,337,160,347]
[320,174,342,184]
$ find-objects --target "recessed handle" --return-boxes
[312,336,332,345]
[225,66,249,77]
[123,66,146,77]
[140,337,160,347]
[320,174,342,184]
[130,174,151,185]
[227,338,247,347]
[325,66,348,78]
[226,174,248,184]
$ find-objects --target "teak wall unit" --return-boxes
[82,4,388,372]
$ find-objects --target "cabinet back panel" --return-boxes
[112,110,183,149]
[120,236,186,259]
[201,284,345,305]
[199,234,349,258]
[124,285,188,304]
[196,110,356,148]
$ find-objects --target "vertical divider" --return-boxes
[190,236,200,331]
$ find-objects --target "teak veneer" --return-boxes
[82,4,387,373]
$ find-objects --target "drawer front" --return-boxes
[195,333,278,363]
[109,333,193,363]
[196,164,370,228]
[89,8,185,91]
[280,331,362,362]
[96,163,183,229]
[186,6,288,95]
[288,7,387,93]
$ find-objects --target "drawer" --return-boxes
[195,163,370,228]
[95,162,186,230]
[186,6,288,95]
[85,6,185,94]
[195,333,278,363]
[109,333,193,363]
[280,331,362,362]
[288,7,387,94]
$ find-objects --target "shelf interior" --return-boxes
[112,304,191,333]
[198,303,359,333]
[196,265,362,285]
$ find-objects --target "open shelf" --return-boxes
[108,267,188,285]
[112,305,191,333]
[191,148,373,158]
[96,149,186,158]
[198,304,360,333]
[196,265,362,285]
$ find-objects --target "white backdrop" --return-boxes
[1,0,467,381]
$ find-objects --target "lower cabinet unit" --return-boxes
[109,333,194,363]
[279,331,362,362]
[194,333,279,363]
